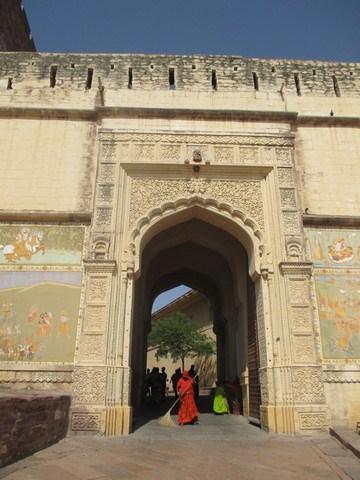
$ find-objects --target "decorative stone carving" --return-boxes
[239,147,259,163]
[287,279,309,305]
[323,371,360,383]
[299,413,327,430]
[97,185,114,205]
[214,146,234,164]
[94,208,112,230]
[159,144,181,162]
[71,412,101,431]
[99,132,295,147]
[83,305,106,332]
[101,143,116,160]
[87,277,108,303]
[98,163,116,183]
[92,236,110,260]
[290,306,312,331]
[79,335,105,362]
[0,370,73,383]
[282,211,300,235]
[286,238,303,260]
[276,148,293,166]
[73,368,106,404]
[186,178,210,195]
[280,188,297,209]
[277,167,294,186]
[293,335,315,363]
[292,367,325,404]
[133,144,155,162]
[129,178,264,230]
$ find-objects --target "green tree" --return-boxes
[147,311,216,371]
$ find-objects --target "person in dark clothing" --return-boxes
[160,366,167,398]
[171,367,182,398]
[188,364,197,379]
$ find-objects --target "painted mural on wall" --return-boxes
[316,273,360,359]
[0,271,82,362]
[0,225,84,265]
[307,229,360,267]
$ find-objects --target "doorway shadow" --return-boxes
[132,393,215,432]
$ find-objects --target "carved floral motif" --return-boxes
[292,367,325,403]
[293,335,315,362]
[73,368,106,404]
[129,178,264,229]
[299,413,327,429]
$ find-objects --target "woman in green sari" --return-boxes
[213,382,230,415]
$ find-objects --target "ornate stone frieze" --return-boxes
[159,144,182,162]
[73,368,106,404]
[322,371,360,383]
[133,144,156,162]
[99,132,295,147]
[71,412,101,431]
[0,370,73,383]
[239,147,259,163]
[292,367,325,404]
[298,412,327,430]
[214,146,234,164]
[129,178,264,230]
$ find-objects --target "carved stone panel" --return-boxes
[79,334,105,362]
[98,163,116,183]
[298,412,327,430]
[293,335,315,363]
[282,211,301,235]
[83,305,107,332]
[287,279,309,306]
[73,367,106,404]
[94,208,112,231]
[290,306,312,332]
[71,412,101,431]
[277,167,295,186]
[239,146,259,163]
[276,148,293,166]
[129,178,264,230]
[97,185,115,205]
[280,188,297,209]
[86,277,108,304]
[292,367,325,404]
[214,146,234,164]
[133,144,155,162]
[159,144,181,162]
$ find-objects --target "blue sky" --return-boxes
[22,1,360,310]
[24,0,360,62]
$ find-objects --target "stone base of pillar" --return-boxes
[70,405,132,436]
[260,405,296,434]
[261,405,329,434]
[104,405,132,435]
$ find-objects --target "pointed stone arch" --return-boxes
[128,196,265,279]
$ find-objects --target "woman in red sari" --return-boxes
[177,370,199,425]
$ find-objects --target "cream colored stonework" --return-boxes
[0,52,359,435]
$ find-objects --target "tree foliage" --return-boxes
[147,311,216,370]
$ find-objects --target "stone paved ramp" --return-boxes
[1,415,360,480]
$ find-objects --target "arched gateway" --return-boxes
[71,131,328,436]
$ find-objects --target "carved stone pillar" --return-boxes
[71,260,132,436]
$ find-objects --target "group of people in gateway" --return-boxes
[145,365,242,425]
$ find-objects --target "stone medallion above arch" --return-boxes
[128,195,265,279]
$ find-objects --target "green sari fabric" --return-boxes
[213,386,229,414]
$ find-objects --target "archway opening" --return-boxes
[130,216,261,427]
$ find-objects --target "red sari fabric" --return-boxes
[177,373,199,425]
